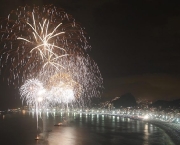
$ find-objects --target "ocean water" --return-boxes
[0,111,175,145]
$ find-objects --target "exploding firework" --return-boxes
[0,5,90,84]
[45,73,81,106]
[0,5,103,109]
[19,78,46,107]
[19,78,46,129]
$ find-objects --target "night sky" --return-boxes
[1,0,180,109]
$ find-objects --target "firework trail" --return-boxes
[0,5,103,109]
[19,78,46,129]
[0,5,89,84]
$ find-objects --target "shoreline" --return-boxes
[148,120,180,145]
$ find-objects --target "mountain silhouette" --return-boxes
[112,93,137,108]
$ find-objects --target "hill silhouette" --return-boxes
[112,93,137,108]
[151,99,180,108]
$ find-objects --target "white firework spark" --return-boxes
[19,78,46,107]
[19,78,46,129]
[17,12,66,62]
[1,5,103,110]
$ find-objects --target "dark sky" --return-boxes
[1,0,180,109]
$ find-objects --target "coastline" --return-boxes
[149,120,180,145]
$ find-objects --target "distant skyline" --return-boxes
[1,0,180,109]
[103,74,180,101]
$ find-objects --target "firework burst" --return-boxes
[19,78,46,107]
[0,5,89,84]
[0,5,103,109]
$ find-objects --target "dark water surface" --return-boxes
[0,112,175,145]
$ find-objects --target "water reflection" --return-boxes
[46,112,49,118]
[32,111,35,118]
[0,112,175,145]
[48,127,76,145]
[143,123,149,144]
[22,110,26,115]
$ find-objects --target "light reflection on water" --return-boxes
[0,112,175,145]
